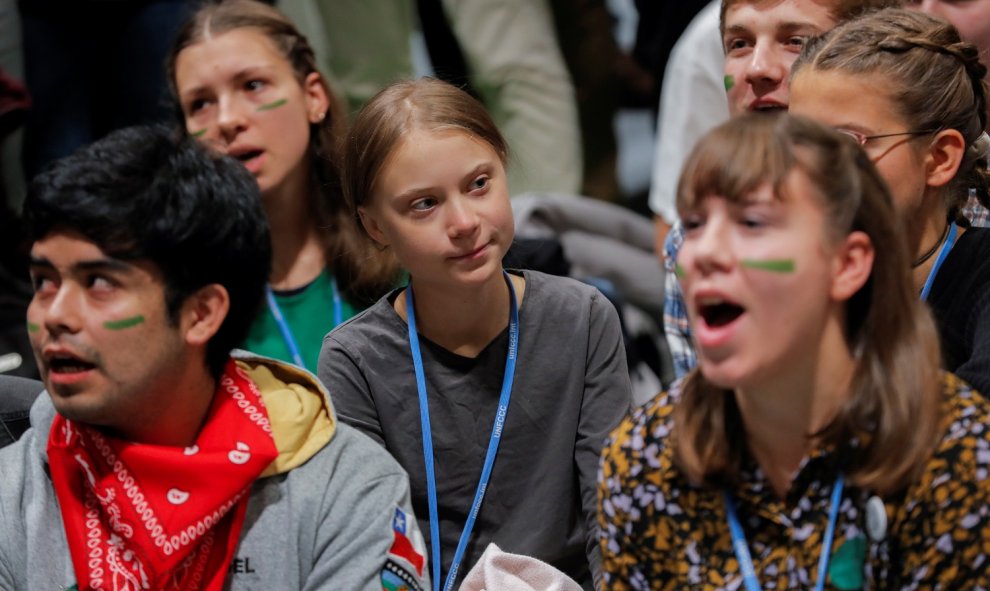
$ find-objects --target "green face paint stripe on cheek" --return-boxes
[103,315,145,330]
[674,263,686,279]
[256,98,288,112]
[724,74,735,91]
[741,259,795,273]
[26,321,40,333]
[190,129,207,138]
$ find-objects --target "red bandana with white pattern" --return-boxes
[47,359,278,591]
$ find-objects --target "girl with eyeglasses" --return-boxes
[790,7,990,394]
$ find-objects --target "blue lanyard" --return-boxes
[265,275,342,370]
[723,474,844,591]
[406,271,519,591]
[920,223,958,301]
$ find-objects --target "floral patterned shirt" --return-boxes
[598,373,990,590]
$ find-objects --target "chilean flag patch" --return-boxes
[382,506,428,591]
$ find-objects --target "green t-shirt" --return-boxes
[242,270,359,371]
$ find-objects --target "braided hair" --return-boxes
[793,8,990,225]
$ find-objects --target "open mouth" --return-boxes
[699,299,745,328]
[233,149,263,163]
[752,104,787,114]
[48,354,96,374]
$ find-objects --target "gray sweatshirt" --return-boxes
[320,270,632,589]
[0,354,429,591]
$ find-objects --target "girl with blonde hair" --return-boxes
[320,78,631,590]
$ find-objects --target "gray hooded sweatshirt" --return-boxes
[0,354,429,590]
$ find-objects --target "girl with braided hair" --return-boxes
[790,8,990,395]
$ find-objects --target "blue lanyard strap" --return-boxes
[265,275,343,370]
[723,474,845,591]
[920,222,958,301]
[406,271,520,591]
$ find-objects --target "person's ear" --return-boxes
[303,72,331,125]
[830,230,874,301]
[925,128,965,189]
[181,284,230,347]
[358,207,390,247]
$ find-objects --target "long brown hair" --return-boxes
[166,0,400,304]
[342,77,508,227]
[673,113,943,495]
[792,8,990,225]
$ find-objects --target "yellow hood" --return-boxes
[234,355,336,478]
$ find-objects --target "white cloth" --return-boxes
[459,544,583,591]
[648,0,729,223]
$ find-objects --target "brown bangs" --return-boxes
[676,114,797,212]
[671,113,943,496]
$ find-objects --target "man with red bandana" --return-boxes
[0,125,427,591]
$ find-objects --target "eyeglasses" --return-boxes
[836,128,938,163]
[836,128,937,147]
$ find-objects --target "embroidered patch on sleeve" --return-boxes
[382,507,427,591]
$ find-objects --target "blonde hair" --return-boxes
[792,8,990,225]
[674,113,943,495]
[343,78,508,222]
[167,0,400,304]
